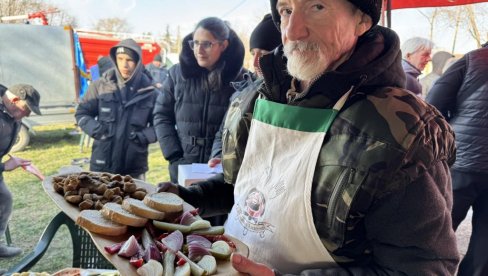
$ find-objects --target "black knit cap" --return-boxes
[153,54,162,62]
[116,46,139,63]
[270,0,382,29]
[250,14,282,52]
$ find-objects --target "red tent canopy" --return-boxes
[390,0,487,10]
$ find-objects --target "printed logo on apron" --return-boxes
[225,91,351,274]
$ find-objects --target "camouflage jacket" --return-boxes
[182,26,459,275]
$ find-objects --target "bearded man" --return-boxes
[158,0,460,274]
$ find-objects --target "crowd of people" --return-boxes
[2,0,488,274]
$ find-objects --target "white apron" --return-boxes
[225,92,350,274]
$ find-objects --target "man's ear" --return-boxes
[355,13,373,37]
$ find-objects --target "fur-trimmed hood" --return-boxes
[179,28,245,84]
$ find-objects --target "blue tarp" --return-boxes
[73,32,89,99]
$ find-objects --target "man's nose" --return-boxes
[284,12,308,41]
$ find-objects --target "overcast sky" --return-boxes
[47,0,487,54]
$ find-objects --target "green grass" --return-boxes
[0,123,169,273]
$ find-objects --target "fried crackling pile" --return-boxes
[52,172,147,211]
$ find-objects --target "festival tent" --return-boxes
[384,0,487,27]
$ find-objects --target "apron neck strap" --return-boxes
[332,87,353,111]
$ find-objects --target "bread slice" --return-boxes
[76,209,127,236]
[101,202,148,227]
[143,192,184,213]
[122,198,166,220]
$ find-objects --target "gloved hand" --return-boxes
[157,181,180,194]
[129,131,148,145]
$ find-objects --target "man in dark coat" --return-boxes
[400,37,433,97]
[76,39,158,180]
[0,84,41,263]
[145,53,168,88]
[159,0,459,274]
[427,43,488,276]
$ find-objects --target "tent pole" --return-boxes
[387,0,392,28]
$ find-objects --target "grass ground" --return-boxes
[0,123,169,273]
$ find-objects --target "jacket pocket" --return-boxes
[130,101,153,128]
[98,94,117,138]
[90,139,112,170]
[324,166,368,246]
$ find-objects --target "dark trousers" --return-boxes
[451,169,488,276]
[0,178,13,238]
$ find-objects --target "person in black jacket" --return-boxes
[208,13,282,169]
[426,43,488,276]
[153,17,246,184]
[76,39,158,180]
[145,52,168,88]
[0,84,41,262]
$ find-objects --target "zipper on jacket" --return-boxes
[200,83,211,163]
[288,73,324,103]
[327,167,356,229]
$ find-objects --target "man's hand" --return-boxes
[4,155,31,171]
[156,181,179,194]
[231,253,274,276]
[207,158,221,168]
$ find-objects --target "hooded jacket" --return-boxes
[153,29,246,173]
[75,39,158,175]
[427,46,488,173]
[401,59,423,96]
[179,26,459,275]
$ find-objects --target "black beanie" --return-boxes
[153,54,162,62]
[270,0,382,29]
[116,46,139,63]
[250,14,282,52]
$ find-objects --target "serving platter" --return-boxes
[42,168,248,276]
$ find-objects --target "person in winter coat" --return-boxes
[157,0,459,274]
[208,13,282,172]
[426,43,488,276]
[401,37,433,97]
[76,39,158,180]
[153,17,246,184]
[420,51,454,98]
[0,84,41,263]
[145,53,168,88]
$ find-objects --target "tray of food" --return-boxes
[42,168,248,276]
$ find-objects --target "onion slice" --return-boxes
[161,230,184,253]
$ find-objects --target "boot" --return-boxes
[0,244,23,258]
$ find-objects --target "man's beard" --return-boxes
[283,41,328,81]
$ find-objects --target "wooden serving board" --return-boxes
[42,169,248,276]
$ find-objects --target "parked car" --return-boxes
[0,24,80,152]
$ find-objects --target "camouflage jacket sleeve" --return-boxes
[178,173,235,217]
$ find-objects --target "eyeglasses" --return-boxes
[188,40,222,51]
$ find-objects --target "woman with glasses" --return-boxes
[154,17,246,189]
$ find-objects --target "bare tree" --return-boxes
[93,17,131,33]
[0,0,74,26]
[418,8,440,41]
[432,5,488,51]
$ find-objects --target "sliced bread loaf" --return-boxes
[76,209,127,236]
[101,202,148,227]
[143,192,184,213]
[122,198,166,220]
